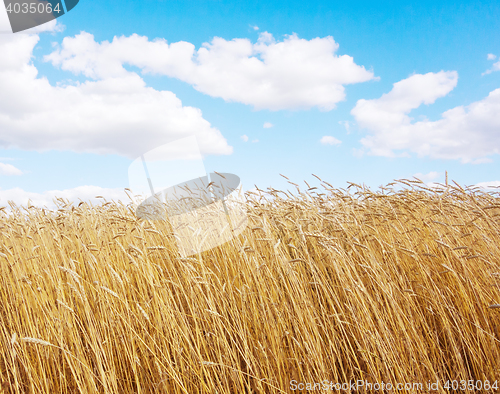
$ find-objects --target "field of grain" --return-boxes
[1,178,500,393]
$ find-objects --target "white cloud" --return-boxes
[45,31,377,111]
[352,147,364,158]
[0,185,132,209]
[0,162,22,175]
[350,71,500,163]
[24,19,64,35]
[474,180,500,190]
[353,71,458,133]
[483,60,500,75]
[263,122,273,128]
[320,136,341,146]
[413,171,440,183]
[487,53,497,60]
[0,31,232,159]
[252,139,259,143]
[241,134,248,142]
[0,4,9,32]
[338,120,350,133]
[251,25,259,31]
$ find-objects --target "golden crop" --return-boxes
[1,178,500,393]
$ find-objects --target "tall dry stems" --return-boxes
[0,179,500,393]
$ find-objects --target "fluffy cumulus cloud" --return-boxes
[0,185,131,210]
[0,31,232,159]
[0,162,22,176]
[320,136,341,145]
[352,71,500,163]
[45,31,377,111]
[241,134,249,142]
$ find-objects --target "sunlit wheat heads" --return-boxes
[1,179,500,393]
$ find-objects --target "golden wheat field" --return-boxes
[1,177,500,393]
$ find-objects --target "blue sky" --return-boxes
[1,0,500,207]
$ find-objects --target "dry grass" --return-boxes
[1,178,500,393]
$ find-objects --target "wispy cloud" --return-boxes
[320,136,341,146]
[252,139,259,143]
[338,120,351,134]
[474,180,500,190]
[250,25,259,31]
[483,53,500,75]
[0,185,131,209]
[241,135,249,142]
[0,162,22,176]
[482,61,500,75]
[413,171,440,183]
[263,122,273,128]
